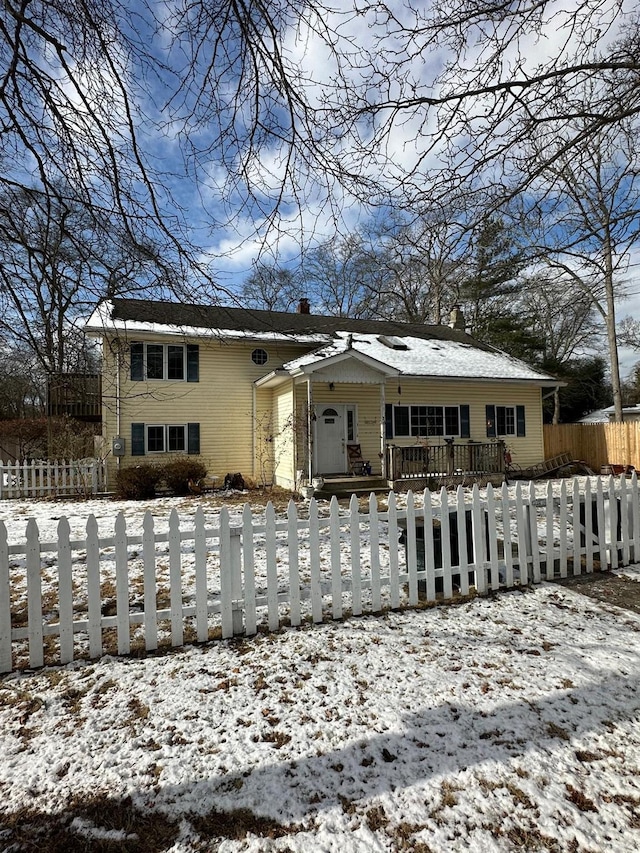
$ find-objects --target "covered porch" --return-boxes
[312,440,508,498]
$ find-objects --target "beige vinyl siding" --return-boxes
[384,380,544,467]
[311,383,383,474]
[103,336,310,482]
[272,383,296,488]
[100,333,547,486]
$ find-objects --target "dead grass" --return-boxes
[0,794,179,852]
[189,805,307,840]
[566,784,598,812]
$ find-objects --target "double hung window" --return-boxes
[486,405,526,437]
[131,422,200,455]
[130,343,199,382]
[385,404,469,438]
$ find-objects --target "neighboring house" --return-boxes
[577,409,609,424]
[85,298,561,488]
[603,404,640,422]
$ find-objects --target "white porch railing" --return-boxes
[1,475,637,673]
[0,458,106,499]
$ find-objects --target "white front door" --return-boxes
[315,405,347,474]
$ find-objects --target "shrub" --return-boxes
[161,458,207,496]
[115,464,164,500]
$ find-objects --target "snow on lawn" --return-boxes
[1,492,640,851]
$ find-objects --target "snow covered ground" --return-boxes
[1,490,640,851]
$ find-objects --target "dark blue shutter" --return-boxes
[486,405,496,438]
[385,404,393,439]
[516,405,526,437]
[187,422,200,454]
[131,423,145,456]
[130,343,144,381]
[187,345,199,382]
[460,405,470,438]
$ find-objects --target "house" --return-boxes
[85,298,561,489]
[603,404,640,422]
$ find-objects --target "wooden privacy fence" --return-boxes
[2,475,638,673]
[544,423,640,472]
[0,458,106,499]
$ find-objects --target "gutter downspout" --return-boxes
[115,349,121,488]
[252,383,256,481]
[307,378,313,482]
[380,380,386,479]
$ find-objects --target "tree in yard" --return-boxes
[525,115,640,422]
[240,263,301,313]
[301,233,388,319]
[328,3,640,212]
[0,348,45,420]
[520,270,600,423]
[364,212,464,325]
[542,356,611,424]
[0,184,179,399]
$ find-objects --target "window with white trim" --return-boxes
[386,404,465,438]
[131,422,200,455]
[496,405,516,436]
[130,342,199,381]
[486,404,525,438]
[145,424,187,453]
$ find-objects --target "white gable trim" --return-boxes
[290,349,399,378]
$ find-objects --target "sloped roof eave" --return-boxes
[291,349,400,377]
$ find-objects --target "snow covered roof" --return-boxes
[277,331,555,383]
[86,298,559,385]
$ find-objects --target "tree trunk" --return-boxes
[603,227,623,422]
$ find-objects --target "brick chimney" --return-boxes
[297,297,310,314]
[449,305,465,331]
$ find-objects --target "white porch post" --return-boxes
[380,380,386,479]
[306,377,313,482]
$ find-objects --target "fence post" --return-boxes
[329,496,342,619]
[219,506,233,638]
[471,483,486,594]
[265,502,280,631]
[369,492,381,613]
[0,521,11,672]
[350,493,363,614]
[86,515,102,659]
[142,511,158,650]
[242,503,257,636]
[57,517,74,664]
[193,506,209,642]
[632,472,640,564]
[406,491,419,605]
[230,527,244,636]
[26,518,43,668]
[308,498,323,623]
[114,512,130,655]
[484,483,498,592]
[287,499,301,627]
[388,491,400,609]
[169,508,184,647]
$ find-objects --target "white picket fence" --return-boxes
[0,458,106,499]
[1,475,638,673]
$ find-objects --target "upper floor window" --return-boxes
[130,342,199,382]
[251,348,268,365]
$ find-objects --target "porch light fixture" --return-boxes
[329,382,335,391]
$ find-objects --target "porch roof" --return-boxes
[255,346,399,388]
[257,330,557,387]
